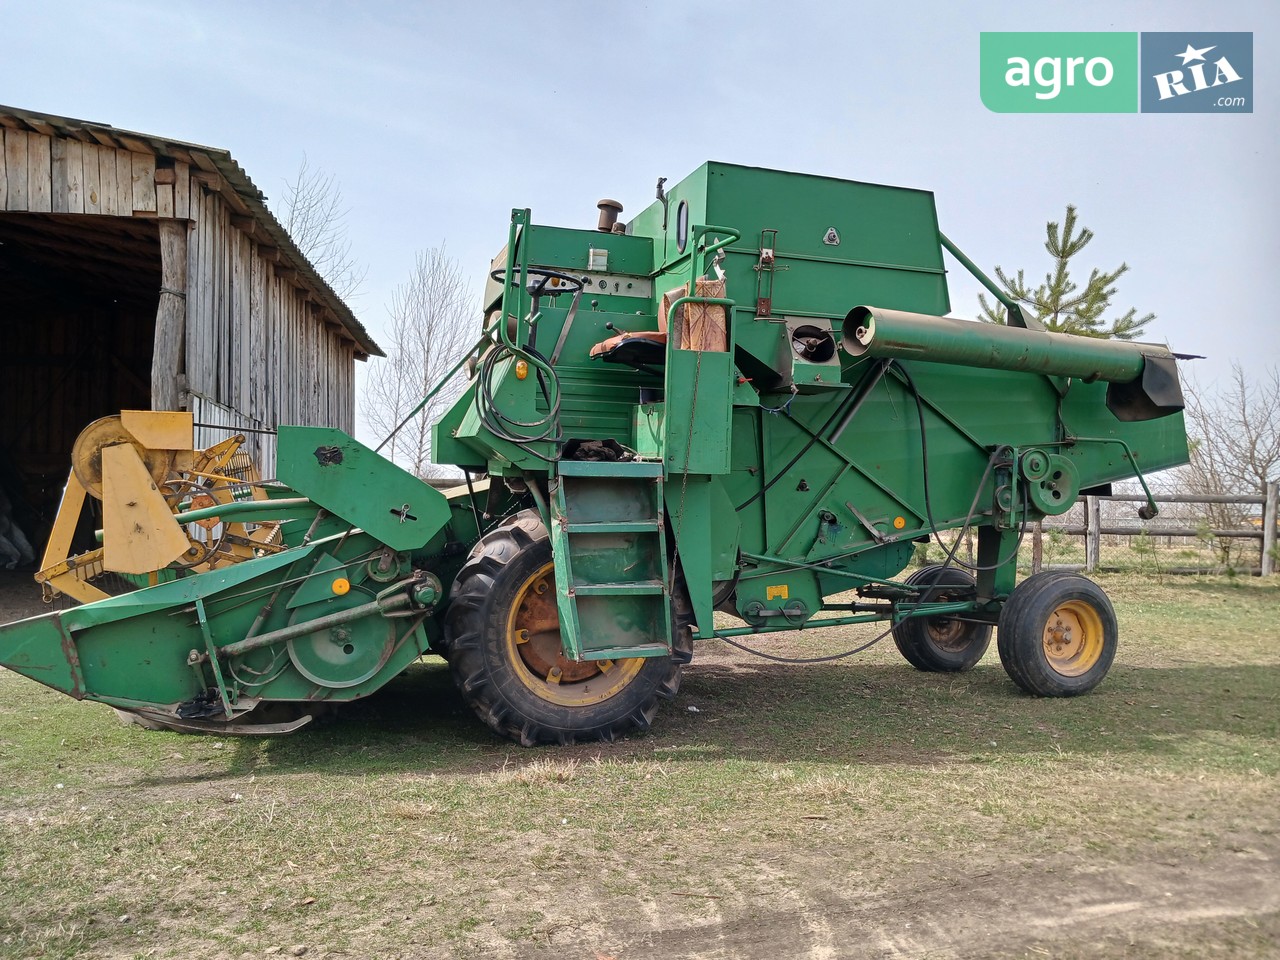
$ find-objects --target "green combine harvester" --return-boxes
[0,162,1189,745]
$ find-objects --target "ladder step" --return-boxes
[565,520,661,534]
[573,580,666,596]
[580,643,671,661]
[558,460,663,477]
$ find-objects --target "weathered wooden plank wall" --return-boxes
[1,124,361,480]
[183,180,358,475]
[4,127,181,219]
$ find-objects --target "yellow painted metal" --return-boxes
[504,561,645,707]
[39,413,283,599]
[101,444,192,575]
[194,435,254,478]
[70,415,179,500]
[33,547,111,604]
[160,472,283,571]
[119,409,193,451]
[1042,600,1105,677]
[35,471,110,602]
[39,471,88,574]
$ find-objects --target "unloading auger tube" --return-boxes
[842,306,1186,423]
[0,160,1191,745]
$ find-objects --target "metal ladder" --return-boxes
[549,459,674,661]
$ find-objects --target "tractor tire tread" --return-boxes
[443,509,689,746]
[891,564,992,672]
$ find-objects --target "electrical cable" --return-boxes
[474,339,562,461]
[717,626,895,664]
[472,269,592,462]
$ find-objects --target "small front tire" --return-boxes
[997,572,1117,697]
[892,564,991,672]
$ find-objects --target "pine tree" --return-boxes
[977,205,1154,340]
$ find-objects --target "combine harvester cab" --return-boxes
[1,162,1190,744]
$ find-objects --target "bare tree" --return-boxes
[363,246,476,477]
[1182,363,1280,565]
[278,156,367,302]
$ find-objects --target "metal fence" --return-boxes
[1032,480,1279,576]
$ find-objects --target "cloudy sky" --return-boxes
[4,0,1275,438]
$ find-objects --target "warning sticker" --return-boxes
[765,584,789,600]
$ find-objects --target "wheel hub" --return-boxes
[1041,601,1104,677]
[925,616,968,652]
[512,571,597,684]
[505,562,644,705]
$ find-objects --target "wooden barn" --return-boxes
[0,104,381,552]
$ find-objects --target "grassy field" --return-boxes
[1,573,1278,959]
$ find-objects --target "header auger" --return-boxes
[0,162,1189,744]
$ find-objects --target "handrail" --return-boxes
[688,223,741,292]
[664,296,736,338]
[939,231,1041,330]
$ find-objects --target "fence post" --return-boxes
[1263,480,1278,577]
[1085,496,1101,573]
[1030,520,1043,573]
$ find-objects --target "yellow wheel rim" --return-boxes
[504,562,645,706]
[1041,599,1105,677]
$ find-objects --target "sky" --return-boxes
[4,0,1276,441]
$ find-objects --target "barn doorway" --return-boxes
[0,212,159,561]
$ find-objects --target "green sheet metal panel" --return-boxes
[277,426,451,551]
[663,349,734,475]
[629,162,949,318]
[627,163,710,273]
[705,163,949,313]
[525,224,654,276]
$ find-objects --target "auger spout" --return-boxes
[842,305,1185,420]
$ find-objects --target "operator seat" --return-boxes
[588,326,667,375]
[589,280,726,374]
[588,283,691,374]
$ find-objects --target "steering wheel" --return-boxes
[489,267,585,298]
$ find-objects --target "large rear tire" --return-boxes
[997,572,1117,697]
[443,510,691,746]
[891,564,992,672]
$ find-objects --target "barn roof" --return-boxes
[0,104,382,358]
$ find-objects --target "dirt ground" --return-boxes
[0,569,47,622]
[500,845,1280,959]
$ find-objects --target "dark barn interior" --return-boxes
[0,212,159,556]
